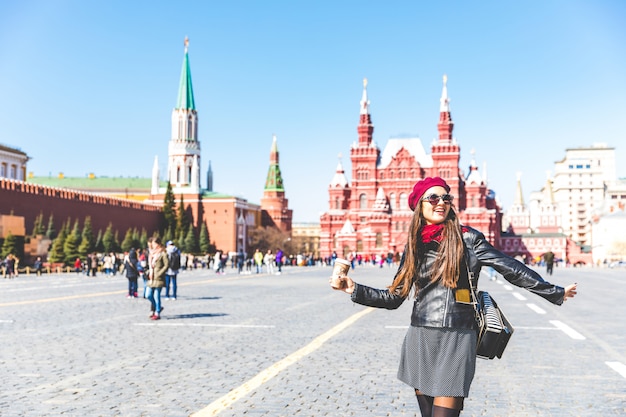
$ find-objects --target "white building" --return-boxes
[551,144,616,246]
[0,144,29,181]
[591,210,626,264]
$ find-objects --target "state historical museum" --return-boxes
[319,76,502,258]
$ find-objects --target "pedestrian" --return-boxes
[543,250,555,275]
[33,256,43,276]
[264,249,275,274]
[165,241,180,300]
[4,254,16,278]
[330,177,578,417]
[90,253,98,276]
[147,236,169,320]
[254,249,263,274]
[275,248,284,274]
[236,249,244,274]
[123,248,139,298]
[74,257,82,274]
[137,248,148,297]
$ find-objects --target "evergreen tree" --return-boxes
[46,213,56,239]
[81,216,95,254]
[1,232,18,258]
[113,230,122,253]
[139,229,148,250]
[48,221,68,263]
[35,212,46,235]
[184,223,199,254]
[199,222,210,254]
[162,182,176,238]
[175,195,188,246]
[121,228,134,252]
[131,228,141,249]
[102,223,116,253]
[63,220,81,264]
[95,229,104,253]
[31,212,44,237]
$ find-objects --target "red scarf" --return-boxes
[421,224,444,243]
[421,224,469,243]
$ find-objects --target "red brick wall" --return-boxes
[0,178,162,236]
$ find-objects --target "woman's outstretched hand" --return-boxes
[329,275,356,294]
[563,283,578,302]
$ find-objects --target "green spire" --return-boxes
[264,165,284,192]
[264,135,284,191]
[176,37,196,110]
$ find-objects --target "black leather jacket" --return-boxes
[351,226,565,330]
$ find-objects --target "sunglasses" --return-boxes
[421,193,454,205]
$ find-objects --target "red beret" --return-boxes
[408,177,451,211]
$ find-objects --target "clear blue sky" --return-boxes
[1,0,625,222]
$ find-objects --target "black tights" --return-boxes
[416,391,462,417]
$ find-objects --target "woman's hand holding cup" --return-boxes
[329,259,355,293]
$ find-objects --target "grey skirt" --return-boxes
[397,326,477,397]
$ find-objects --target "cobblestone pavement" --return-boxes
[1,264,624,416]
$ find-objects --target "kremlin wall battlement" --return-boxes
[0,177,162,238]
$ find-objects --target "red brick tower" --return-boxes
[430,75,464,208]
[260,135,293,234]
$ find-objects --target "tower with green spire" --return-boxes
[260,135,292,233]
[166,36,201,194]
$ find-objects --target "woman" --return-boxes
[331,177,577,417]
[147,237,169,320]
[123,248,139,299]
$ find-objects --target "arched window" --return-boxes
[334,197,340,210]
[359,193,367,209]
[399,193,408,210]
[356,240,363,252]
[389,193,396,210]
[375,233,383,248]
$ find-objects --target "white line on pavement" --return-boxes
[549,320,586,340]
[606,362,626,379]
[526,303,546,314]
[134,323,275,328]
[503,284,513,291]
[512,292,527,301]
[190,307,374,417]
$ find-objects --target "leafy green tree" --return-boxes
[162,182,176,239]
[45,213,56,239]
[248,227,294,259]
[199,222,211,254]
[184,223,199,254]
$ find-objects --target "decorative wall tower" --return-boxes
[431,75,463,207]
[505,172,531,234]
[167,37,201,194]
[349,78,380,217]
[260,135,293,233]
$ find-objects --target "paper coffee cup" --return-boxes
[331,258,351,289]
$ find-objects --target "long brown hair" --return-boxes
[389,202,465,298]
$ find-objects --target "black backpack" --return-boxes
[169,251,181,270]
